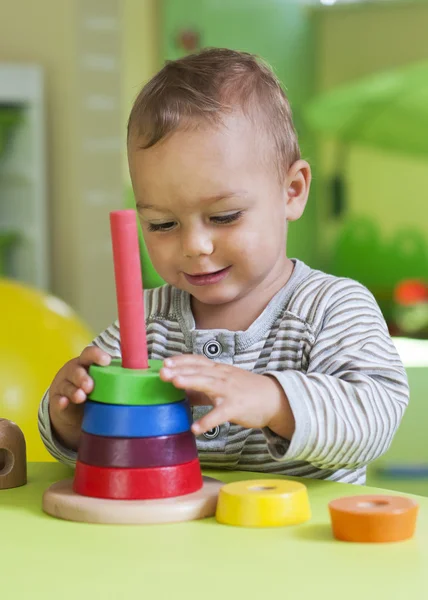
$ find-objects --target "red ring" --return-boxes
[73,459,203,500]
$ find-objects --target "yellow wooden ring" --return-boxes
[215,479,311,527]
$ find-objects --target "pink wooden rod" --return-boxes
[110,209,149,369]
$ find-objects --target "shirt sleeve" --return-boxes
[38,389,78,467]
[262,282,409,470]
[37,321,122,466]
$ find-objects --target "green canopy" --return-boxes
[304,60,428,157]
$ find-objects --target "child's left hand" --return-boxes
[160,354,292,437]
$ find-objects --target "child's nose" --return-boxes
[181,229,214,258]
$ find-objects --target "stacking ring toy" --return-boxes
[81,399,192,438]
[88,359,184,405]
[216,479,311,527]
[78,430,198,468]
[73,459,203,500]
[43,210,223,522]
[329,495,419,543]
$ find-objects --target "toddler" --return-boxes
[38,48,409,485]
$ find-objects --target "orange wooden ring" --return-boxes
[73,459,203,500]
[329,495,419,543]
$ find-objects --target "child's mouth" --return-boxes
[184,266,231,286]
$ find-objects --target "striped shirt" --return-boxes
[38,259,409,485]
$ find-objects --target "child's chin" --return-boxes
[191,286,236,305]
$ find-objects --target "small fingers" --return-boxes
[161,366,203,377]
[163,355,219,369]
[68,365,93,395]
[192,403,228,435]
[50,348,111,415]
[78,345,111,368]
[160,366,218,383]
[161,371,223,395]
[56,396,70,411]
[59,380,87,404]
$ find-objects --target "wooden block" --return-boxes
[329,495,419,543]
[216,479,311,527]
[0,419,26,490]
[82,399,192,438]
[88,359,184,406]
[78,430,198,468]
[43,476,224,524]
[73,458,203,500]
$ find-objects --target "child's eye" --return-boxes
[147,221,176,232]
[211,211,243,225]
[146,212,243,232]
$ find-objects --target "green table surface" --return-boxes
[1,463,426,600]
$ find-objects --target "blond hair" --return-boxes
[127,48,300,175]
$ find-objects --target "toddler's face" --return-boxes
[128,112,292,306]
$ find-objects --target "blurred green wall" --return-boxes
[310,2,428,323]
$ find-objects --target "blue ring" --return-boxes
[82,399,192,438]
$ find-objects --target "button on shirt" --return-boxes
[192,333,234,451]
[203,340,222,358]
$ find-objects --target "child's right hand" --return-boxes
[48,346,111,450]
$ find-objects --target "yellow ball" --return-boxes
[216,479,311,527]
[0,279,94,461]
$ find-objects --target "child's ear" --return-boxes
[284,160,311,221]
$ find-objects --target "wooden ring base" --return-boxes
[42,476,224,524]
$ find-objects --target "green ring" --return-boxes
[88,359,184,406]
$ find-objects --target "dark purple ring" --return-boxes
[78,430,198,469]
